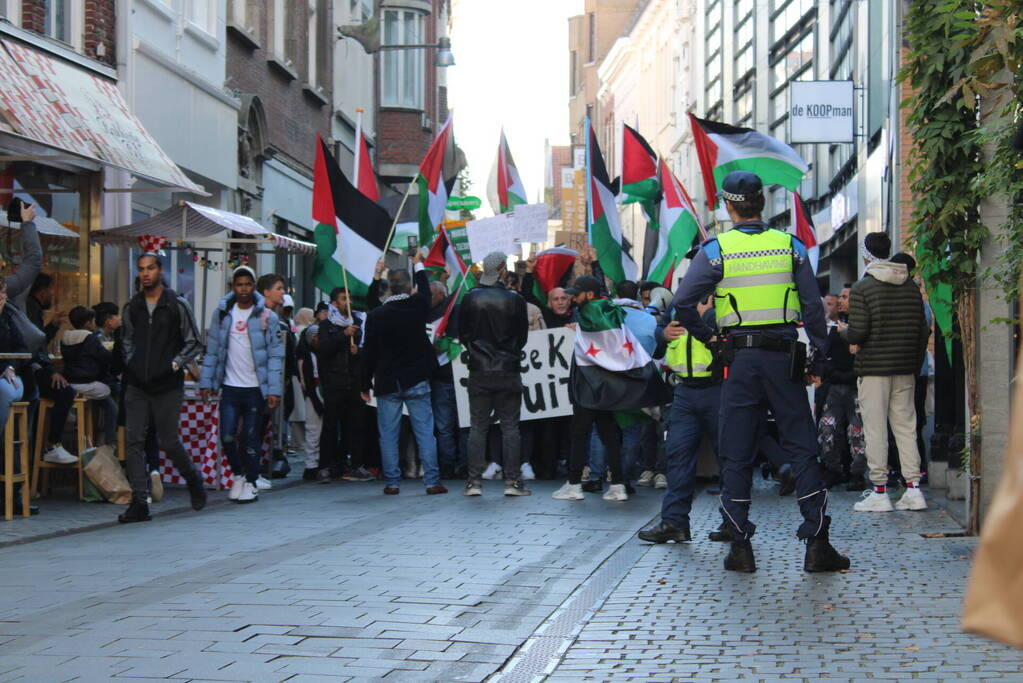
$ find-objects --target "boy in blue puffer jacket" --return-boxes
[200,267,284,503]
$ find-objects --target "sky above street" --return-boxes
[448,0,584,216]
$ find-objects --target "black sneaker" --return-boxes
[724,540,756,573]
[302,467,319,481]
[804,532,851,572]
[317,468,333,484]
[118,498,151,524]
[186,477,207,511]
[504,481,531,497]
[708,521,734,543]
[625,482,636,495]
[777,464,796,497]
[638,522,691,544]
[581,479,603,493]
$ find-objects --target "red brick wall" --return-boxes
[226,5,334,173]
[20,1,115,65]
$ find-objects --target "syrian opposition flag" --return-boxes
[487,129,527,214]
[689,113,809,210]
[529,247,578,305]
[417,115,453,247]
[312,134,392,305]
[791,192,819,273]
[587,119,638,285]
[353,113,379,201]
[569,299,672,411]
[620,124,659,222]
[648,160,703,287]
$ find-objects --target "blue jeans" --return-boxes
[662,383,721,528]
[0,374,24,434]
[377,381,440,488]
[430,380,462,467]
[589,423,642,482]
[219,386,264,484]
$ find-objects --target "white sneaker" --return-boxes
[552,482,584,500]
[43,444,77,465]
[636,470,655,487]
[150,471,164,502]
[228,478,245,500]
[603,484,628,502]
[581,466,591,482]
[481,462,502,480]
[520,463,536,481]
[895,487,928,511]
[653,473,668,489]
[237,481,258,504]
[853,490,894,512]
[255,476,273,491]
[463,482,482,496]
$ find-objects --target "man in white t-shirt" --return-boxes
[200,267,285,503]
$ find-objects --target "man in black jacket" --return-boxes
[118,254,205,523]
[361,250,446,496]
[314,287,370,482]
[819,285,866,490]
[429,281,464,480]
[458,252,530,497]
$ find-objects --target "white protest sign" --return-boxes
[452,327,576,427]
[510,203,549,244]
[466,213,516,263]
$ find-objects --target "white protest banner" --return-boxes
[510,203,549,244]
[452,327,575,427]
[466,213,516,263]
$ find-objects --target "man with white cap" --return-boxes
[457,251,531,497]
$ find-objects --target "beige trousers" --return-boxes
[857,374,921,486]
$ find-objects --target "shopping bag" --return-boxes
[83,444,132,504]
[961,342,1023,647]
[79,448,104,503]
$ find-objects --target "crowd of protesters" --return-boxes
[0,198,934,571]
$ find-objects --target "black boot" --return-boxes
[118,497,151,524]
[708,521,734,543]
[777,464,796,497]
[724,540,756,572]
[581,479,603,493]
[186,476,207,511]
[638,522,691,543]
[804,532,850,572]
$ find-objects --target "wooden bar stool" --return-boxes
[32,397,94,500]
[1,402,30,520]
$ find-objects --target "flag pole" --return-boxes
[334,233,358,351]
[381,178,415,257]
[353,108,364,188]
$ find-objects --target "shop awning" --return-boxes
[90,201,317,254]
[0,39,206,195]
[0,213,79,248]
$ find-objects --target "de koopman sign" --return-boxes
[789,81,854,144]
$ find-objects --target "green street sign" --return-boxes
[446,196,482,211]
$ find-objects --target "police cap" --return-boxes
[717,170,764,202]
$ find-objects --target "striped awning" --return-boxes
[0,213,79,248]
[91,202,317,254]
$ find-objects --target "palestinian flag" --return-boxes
[689,113,809,210]
[620,124,659,222]
[569,299,672,411]
[424,225,475,295]
[648,160,702,287]
[487,129,527,214]
[416,115,453,247]
[353,113,379,201]
[790,192,819,273]
[311,134,392,305]
[529,247,578,306]
[587,119,637,285]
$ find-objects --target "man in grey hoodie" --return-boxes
[844,233,930,513]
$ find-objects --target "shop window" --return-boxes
[382,8,425,110]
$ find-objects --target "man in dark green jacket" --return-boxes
[844,233,930,513]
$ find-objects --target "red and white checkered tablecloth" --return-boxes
[159,399,273,490]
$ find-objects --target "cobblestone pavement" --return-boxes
[0,476,1017,682]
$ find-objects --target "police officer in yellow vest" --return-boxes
[672,170,849,573]
[637,294,722,544]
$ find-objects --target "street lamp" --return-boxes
[337,22,456,67]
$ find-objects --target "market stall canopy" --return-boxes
[90,201,316,254]
[0,39,206,195]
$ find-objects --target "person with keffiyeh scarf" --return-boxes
[312,287,370,483]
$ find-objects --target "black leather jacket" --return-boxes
[457,285,528,373]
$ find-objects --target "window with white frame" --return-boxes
[187,0,215,35]
[271,0,291,63]
[307,0,329,88]
[229,0,246,27]
[349,0,372,22]
[382,8,425,110]
[43,0,81,48]
[0,1,21,25]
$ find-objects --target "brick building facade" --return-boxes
[18,0,116,65]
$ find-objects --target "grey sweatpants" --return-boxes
[125,384,198,497]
